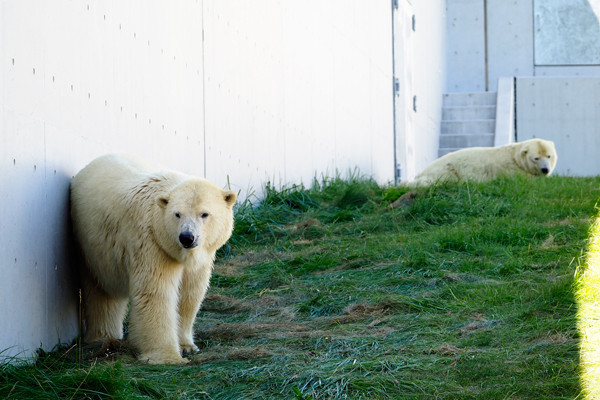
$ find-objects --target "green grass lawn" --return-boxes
[2,175,600,399]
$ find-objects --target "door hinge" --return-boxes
[392,0,398,10]
[394,78,400,96]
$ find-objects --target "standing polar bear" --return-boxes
[71,154,237,364]
[412,138,557,186]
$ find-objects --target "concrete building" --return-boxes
[443,0,600,176]
[1,0,598,358]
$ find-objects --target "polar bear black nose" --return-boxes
[179,232,197,248]
[541,167,549,175]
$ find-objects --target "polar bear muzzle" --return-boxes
[540,159,551,175]
[178,230,198,249]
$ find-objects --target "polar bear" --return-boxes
[412,138,557,186]
[70,154,237,364]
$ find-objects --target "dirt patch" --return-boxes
[532,333,571,346]
[202,294,246,313]
[293,218,322,231]
[437,343,464,356]
[344,302,394,316]
[327,302,391,325]
[459,314,497,336]
[190,347,272,364]
[196,322,311,342]
[543,218,574,228]
[389,191,418,209]
[292,239,313,245]
[215,250,290,276]
[65,339,136,362]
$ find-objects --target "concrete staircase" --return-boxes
[439,92,497,157]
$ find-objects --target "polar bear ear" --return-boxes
[158,196,169,208]
[223,190,237,207]
[520,147,529,157]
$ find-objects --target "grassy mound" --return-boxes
[3,175,599,399]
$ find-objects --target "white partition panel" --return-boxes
[516,77,600,176]
[534,0,600,66]
[487,0,534,92]
[203,0,395,196]
[445,0,485,92]
[1,1,396,358]
[1,0,205,358]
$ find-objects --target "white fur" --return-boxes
[70,154,236,364]
[412,138,557,186]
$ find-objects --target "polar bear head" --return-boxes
[519,138,557,176]
[157,179,237,260]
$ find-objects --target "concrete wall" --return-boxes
[0,0,395,358]
[446,0,600,92]
[446,0,534,93]
[1,0,207,359]
[394,0,446,182]
[516,77,600,176]
[446,0,486,92]
[534,0,600,65]
[203,1,394,193]
[487,0,534,88]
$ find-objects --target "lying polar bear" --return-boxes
[412,138,557,186]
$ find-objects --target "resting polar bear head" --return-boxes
[158,179,237,257]
[518,138,557,176]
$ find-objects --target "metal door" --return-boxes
[393,0,415,183]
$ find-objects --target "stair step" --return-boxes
[440,120,495,134]
[438,148,461,157]
[438,143,494,158]
[442,105,496,120]
[439,133,494,149]
[443,92,497,107]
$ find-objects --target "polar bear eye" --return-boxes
[201,212,209,219]
[175,212,181,219]
[534,157,539,161]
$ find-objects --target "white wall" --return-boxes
[446,0,600,92]
[516,77,600,176]
[0,1,395,358]
[446,0,535,93]
[487,0,534,89]
[534,0,600,65]
[394,0,446,181]
[203,1,394,194]
[445,0,486,92]
[1,0,206,359]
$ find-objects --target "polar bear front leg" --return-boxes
[178,266,211,355]
[128,268,187,365]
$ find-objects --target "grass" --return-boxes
[2,174,600,399]
[577,215,600,399]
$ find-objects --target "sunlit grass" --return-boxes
[577,211,600,399]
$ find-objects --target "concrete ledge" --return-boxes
[494,77,515,146]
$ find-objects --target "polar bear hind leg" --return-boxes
[82,273,128,343]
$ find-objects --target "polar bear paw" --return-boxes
[139,350,189,365]
[180,343,199,357]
